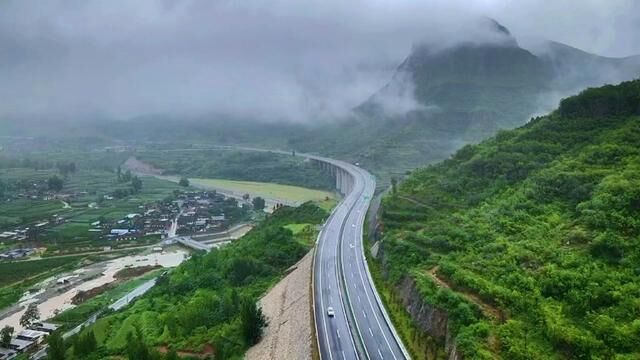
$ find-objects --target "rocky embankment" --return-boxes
[396,276,463,360]
[245,250,314,360]
[373,204,463,360]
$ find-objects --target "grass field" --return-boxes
[188,178,335,203]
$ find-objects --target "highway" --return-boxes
[310,157,409,360]
[132,145,410,358]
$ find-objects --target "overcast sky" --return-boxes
[0,0,638,122]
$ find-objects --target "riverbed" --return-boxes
[0,248,188,332]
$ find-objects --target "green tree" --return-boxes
[47,175,64,192]
[178,177,190,187]
[165,349,179,360]
[74,330,97,356]
[20,303,40,328]
[126,329,151,360]
[47,331,66,360]
[131,176,143,193]
[240,298,267,345]
[391,177,398,194]
[122,170,132,182]
[0,325,13,348]
[252,197,266,211]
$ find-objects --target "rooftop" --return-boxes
[16,329,47,340]
[9,338,34,351]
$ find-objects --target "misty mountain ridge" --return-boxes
[325,18,639,177]
[2,18,639,184]
[362,19,639,132]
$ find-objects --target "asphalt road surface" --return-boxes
[126,145,409,359]
[312,159,409,360]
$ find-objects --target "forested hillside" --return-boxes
[55,202,327,359]
[135,150,335,191]
[380,80,640,359]
[290,21,640,180]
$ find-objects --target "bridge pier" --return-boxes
[312,159,355,196]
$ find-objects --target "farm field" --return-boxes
[188,177,335,203]
[40,173,183,253]
[0,256,86,310]
[0,256,85,287]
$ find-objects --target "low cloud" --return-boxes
[0,0,638,123]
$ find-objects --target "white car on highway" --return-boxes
[327,306,335,317]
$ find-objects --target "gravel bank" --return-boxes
[245,250,314,360]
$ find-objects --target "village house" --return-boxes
[29,322,60,334]
[15,330,47,344]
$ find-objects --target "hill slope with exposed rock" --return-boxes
[378,79,640,359]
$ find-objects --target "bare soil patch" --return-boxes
[245,250,314,360]
[114,265,161,281]
[425,266,506,322]
[123,157,163,175]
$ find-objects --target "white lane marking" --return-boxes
[317,214,334,360]
[378,348,384,359]
[335,216,360,360]
[369,328,374,337]
[342,351,346,360]
[363,310,367,318]
[337,329,341,339]
[351,191,399,360]
[336,194,364,360]
[358,295,361,303]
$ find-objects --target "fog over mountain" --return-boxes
[0,0,639,123]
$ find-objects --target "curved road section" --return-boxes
[309,155,410,360]
[151,146,409,359]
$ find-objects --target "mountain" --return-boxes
[306,20,640,180]
[379,79,640,358]
[537,41,640,93]
[363,19,552,133]
[4,19,639,187]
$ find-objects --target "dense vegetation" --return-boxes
[380,80,640,359]
[61,202,326,359]
[136,150,335,191]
